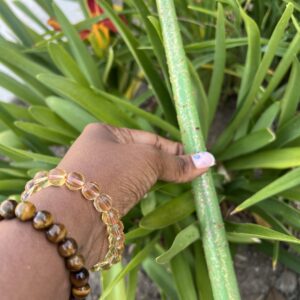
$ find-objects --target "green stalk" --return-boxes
[156,1,241,299]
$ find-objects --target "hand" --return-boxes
[58,123,216,216]
[0,124,216,300]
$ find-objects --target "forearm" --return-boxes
[0,182,107,300]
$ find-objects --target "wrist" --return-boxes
[30,185,108,268]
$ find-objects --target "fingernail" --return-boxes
[191,152,215,169]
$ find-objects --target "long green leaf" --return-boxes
[253,32,300,116]
[48,43,89,86]
[251,102,280,132]
[233,168,300,212]
[237,8,261,106]
[100,238,158,300]
[46,97,97,132]
[0,72,43,105]
[142,258,179,300]
[140,192,194,230]
[14,121,72,145]
[207,3,226,126]
[37,74,137,128]
[0,1,34,46]
[227,148,300,170]
[278,59,300,126]
[226,222,300,244]
[53,4,103,89]
[29,106,77,137]
[218,129,275,160]
[156,223,200,264]
[214,3,294,153]
[99,0,177,125]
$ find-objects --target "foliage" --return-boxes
[1,0,300,298]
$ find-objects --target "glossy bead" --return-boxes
[71,283,90,299]
[0,199,17,219]
[33,211,54,230]
[58,238,78,258]
[33,171,49,188]
[66,254,85,271]
[25,179,35,191]
[15,201,36,221]
[66,172,85,191]
[70,268,89,288]
[93,194,112,212]
[21,189,34,202]
[46,223,67,243]
[102,208,119,225]
[48,168,67,186]
[81,182,100,200]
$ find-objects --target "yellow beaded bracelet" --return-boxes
[20,168,125,272]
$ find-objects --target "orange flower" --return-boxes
[48,0,126,52]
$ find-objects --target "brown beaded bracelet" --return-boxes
[21,168,125,272]
[0,199,90,300]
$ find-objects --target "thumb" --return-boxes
[158,151,215,183]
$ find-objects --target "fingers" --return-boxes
[102,125,184,155]
[158,151,215,183]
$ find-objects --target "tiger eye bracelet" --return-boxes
[20,168,125,272]
[0,199,90,300]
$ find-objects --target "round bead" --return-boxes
[66,254,85,271]
[48,168,67,186]
[21,189,34,202]
[71,283,90,299]
[58,238,78,258]
[70,268,89,288]
[81,182,100,200]
[32,211,54,230]
[102,208,119,225]
[66,172,85,190]
[25,179,35,191]
[15,201,36,221]
[0,199,18,219]
[46,223,67,243]
[33,171,49,188]
[93,194,112,212]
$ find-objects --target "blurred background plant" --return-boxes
[1,0,300,299]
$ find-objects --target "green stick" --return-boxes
[156,1,241,299]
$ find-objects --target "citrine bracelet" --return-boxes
[21,168,125,272]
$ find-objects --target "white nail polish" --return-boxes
[191,152,215,169]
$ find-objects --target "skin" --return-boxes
[0,124,214,300]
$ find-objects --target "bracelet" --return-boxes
[20,168,125,272]
[0,199,90,300]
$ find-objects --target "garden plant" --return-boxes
[1,0,300,299]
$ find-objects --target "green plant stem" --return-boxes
[156,1,241,299]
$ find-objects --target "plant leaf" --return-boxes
[227,148,300,170]
[53,4,103,89]
[233,167,300,211]
[156,223,200,264]
[139,192,194,230]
